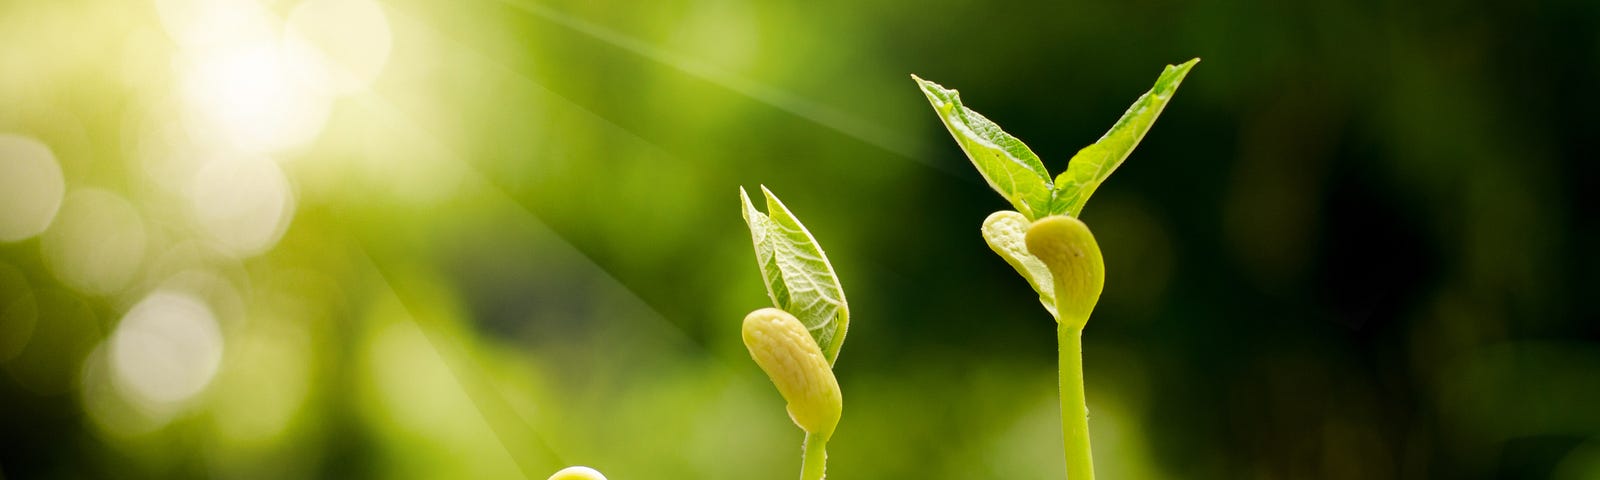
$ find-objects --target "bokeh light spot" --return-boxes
[41,189,147,296]
[110,290,224,407]
[0,134,66,242]
[189,157,295,257]
[81,343,173,438]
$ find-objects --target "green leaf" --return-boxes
[740,186,850,364]
[981,210,1059,320]
[1050,58,1198,217]
[913,75,1054,220]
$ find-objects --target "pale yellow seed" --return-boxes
[742,307,842,439]
[1024,215,1105,329]
[547,466,607,480]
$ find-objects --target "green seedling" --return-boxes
[739,186,850,480]
[914,58,1197,479]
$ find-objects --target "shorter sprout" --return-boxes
[1024,216,1105,330]
[742,307,843,439]
[547,466,607,480]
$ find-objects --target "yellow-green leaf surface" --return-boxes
[1051,58,1198,217]
[914,75,1054,220]
[740,186,849,364]
[981,210,1058,319]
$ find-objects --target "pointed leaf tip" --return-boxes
[1048,59,1198,217]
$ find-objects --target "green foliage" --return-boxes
[739,186,850,364]
[914,58,1198,221]
[1051,59,1198,217]
[914,75,1055,219]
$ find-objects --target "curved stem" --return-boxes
[800,432,828,480]
[1059,324,1094,480]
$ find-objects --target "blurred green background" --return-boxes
[2,0,1597,478]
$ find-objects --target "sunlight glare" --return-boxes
[284,0,393,95]
[178,42,332,154]
[154,0,278,53]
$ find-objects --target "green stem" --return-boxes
[1059,324,1094,480]
[800,432,828,480]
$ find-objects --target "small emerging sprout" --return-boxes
[739,186,849,480]
[915,59,1197,480]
